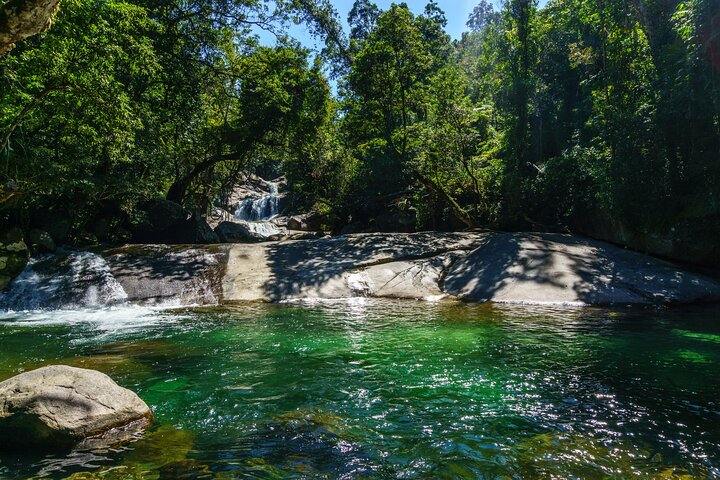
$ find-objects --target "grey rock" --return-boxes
[222,232,720,305]
[187,212,220,244]
[287,212,326,232]
[104,244,227,306]
[443,233,720,305]
[215,221,284,243]
[0,365,152,449]
[3,232,719,308]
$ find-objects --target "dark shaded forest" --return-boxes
[1,0,719,265]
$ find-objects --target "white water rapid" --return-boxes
[0,251,128,311]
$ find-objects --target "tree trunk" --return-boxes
[414,170,477,229]
[0,0,62,56]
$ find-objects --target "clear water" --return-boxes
[1,300,719,479]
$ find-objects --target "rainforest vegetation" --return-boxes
[0,0,718,259]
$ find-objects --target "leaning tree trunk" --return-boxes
[0,0,62,56]
[414,171,478,229]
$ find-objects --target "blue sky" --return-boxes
[260,0,550,48]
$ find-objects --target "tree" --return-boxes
[0,0,61,55]
[166,46,330,203]
[348,0,379,43]
[497,0,538,225]
[467,0,497,32]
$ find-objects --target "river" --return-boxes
[1,300,719,478]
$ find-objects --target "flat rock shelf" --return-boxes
[3,232,720,311]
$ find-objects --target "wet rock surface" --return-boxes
[104,244,227,306]
[0,250,127,310]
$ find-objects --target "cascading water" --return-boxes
[0,251,127,311]
[233,182,281,221]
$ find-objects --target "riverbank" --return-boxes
[2,232,719,310]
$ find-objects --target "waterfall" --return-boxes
[234,182,281,221]
[0,251,127,311]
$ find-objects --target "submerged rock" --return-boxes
[0,365,152,449]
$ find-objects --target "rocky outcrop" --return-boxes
[2,232,719,308]
[0,226,28,290]
[442,233,720,305]
[104,244,227,306]
[0,365,151,449]
[221,233,720,305]
[573,209,720,269]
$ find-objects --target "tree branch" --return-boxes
[0,0,62,55]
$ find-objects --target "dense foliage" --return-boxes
[0,0,331,241]
[1,0,718,260]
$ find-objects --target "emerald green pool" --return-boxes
[1,300,720,478]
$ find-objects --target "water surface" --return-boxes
[0,300,719,479]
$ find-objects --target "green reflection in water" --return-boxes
[0,301,718,479]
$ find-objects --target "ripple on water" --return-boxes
[0,300,719,478]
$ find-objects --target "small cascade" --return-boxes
[0,251,128,311]
[234,182,281,221]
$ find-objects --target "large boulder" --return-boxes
[133,200,218,244]
[186,212,220,244]
[104,244,226,306]
[442,233,720,305]
[215,220,284,243]
[221,232,720,305]
[287,212,326,232]
[0,226,29,290]
[0,365,152,449]
[573,208,720,269]
[147,199,189,232]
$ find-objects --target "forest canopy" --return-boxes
[0,0,718,263]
